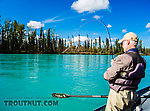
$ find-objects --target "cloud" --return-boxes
[54,34,59,37]
[71,0,109,13]
[122,29,127,33]
[93,33,98,35]
[111,37,117,40]
[148,29,150,32]
[63,38,68,41]
[111,41,115,45]
[72,35,90,43]
[28,31,33,34]
[107,24,112,28]
[36,35,39,40]
[146,23,150,28]
[27,20,44,29]
[42,17,64,24]
[44,30,47,34]
[81,19,86,21]
[93,15,101,20]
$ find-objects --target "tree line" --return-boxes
[0,18,65,54]
[0,17,150,55]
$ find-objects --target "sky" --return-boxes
[0,0,150,47]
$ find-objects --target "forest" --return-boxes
[0,16,150,55]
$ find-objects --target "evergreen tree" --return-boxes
[42,32,46,52]
[72,35,74,46]
[139,40,142,53]
[84,40,86,51]
[78,34,80,48]
[0,15,1,31]
[58,38,61,53]
[95,38,97,48]
[9,23,13,52]
[102,40,105,53]
[13,20,18,53]
[91,39,92,49]
[61,38,64,52]
[5,20,11,51]
[30,29,36,53]
[115,39,119,54]
[1,27,5,52]
[68,36,70,47]
[47,28,50,50]
[39,27,43,51]
[51,29,56,53]
[56,36,58,52]
[0,15,2,50]
[106,38,109,53]
[65,39,66,47]
[99,36,101,52]
[18,24,25,52]
[86,34,90,51]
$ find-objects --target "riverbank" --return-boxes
[63,52,150,56]
[1,51,150,56]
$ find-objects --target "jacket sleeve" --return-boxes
[103,54,133,81]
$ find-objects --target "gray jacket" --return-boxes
[103,52,146,92]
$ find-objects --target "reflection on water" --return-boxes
[0,54,149,111]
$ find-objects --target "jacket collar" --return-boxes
[126,48,138,54]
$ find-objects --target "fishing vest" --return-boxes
[110,52,146,92]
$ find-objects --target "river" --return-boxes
[0,54,149,111]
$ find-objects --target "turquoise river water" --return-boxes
[0,54,150,111]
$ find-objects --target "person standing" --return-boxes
[103,32,146,111]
